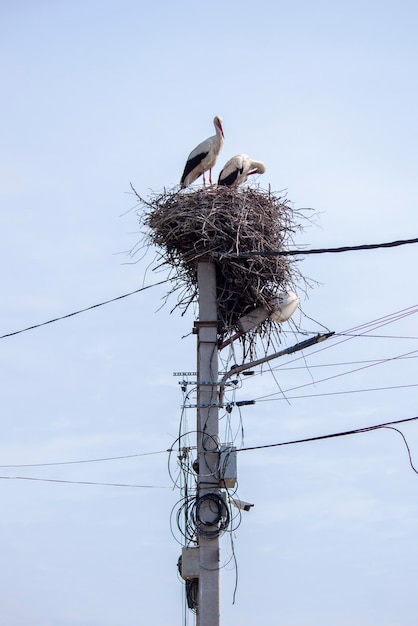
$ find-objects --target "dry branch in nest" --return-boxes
[134,185,308,358]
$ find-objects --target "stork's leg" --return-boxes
[203,171,206,186]
[209,168,213,185]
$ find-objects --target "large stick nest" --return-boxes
[135,185,308,353]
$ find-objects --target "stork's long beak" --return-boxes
[219,122,224,138]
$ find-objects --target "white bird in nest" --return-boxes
[180,116,224,188]
[218,154,266,187]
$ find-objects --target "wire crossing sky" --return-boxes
[1,239,416,341]
[222,235,418,257]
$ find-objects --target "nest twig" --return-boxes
[133,185,309,358]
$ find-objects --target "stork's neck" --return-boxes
[215,126,224,148]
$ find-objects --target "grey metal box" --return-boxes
[219,445,237,488]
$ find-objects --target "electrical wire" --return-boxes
[237,415,418,452]
[254,346,418,402]
[0,449,168,469]
[241,304,418,401]
[0,279,171,340]
[0,475,171,488]
[284,327,418,340]
[335,333,418,340]
[255,382,418,402]
[221,235,418,257]
[4,416,418,489]
[235,416,418,481]
[271,354,418,371]
[191,493,230,539]
[382,427,418,475]
[229,533,239,605]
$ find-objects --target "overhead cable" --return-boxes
[255,345,418,402]
[0,279,170,340]
[0,449,167,469]
[238,415,418,452]
[221,236,418,258]
[2,413,418,473]
[0,475,171,488]
[255,382,418,402]
[260,303,418,379]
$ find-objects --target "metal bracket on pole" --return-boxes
[219,332,335,405]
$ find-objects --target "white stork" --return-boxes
[218,154,266,186]
[180,116,224,188]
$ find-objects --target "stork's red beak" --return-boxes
[218,121,224,138]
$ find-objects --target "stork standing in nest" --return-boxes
[218,154,266,186]
[180,116,224,188]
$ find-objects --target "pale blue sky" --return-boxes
[1,1,418,625]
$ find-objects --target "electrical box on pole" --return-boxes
[181,547,200,579]
[219,445,237,489]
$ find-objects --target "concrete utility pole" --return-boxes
[195,259,220,626]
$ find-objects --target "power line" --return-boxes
[3,412,418,473]
[335,333,418,339]
[280,329,418,340]
[238,415,418,452]
[257,304,418,380]
[255,382,418,402]
[270,354,418,371]
[0,279,171,340]
[254,346,418,401]
[2,272,417,345]
[221,236,418,258]
[242,307,418,397]
[0,449,168,469]
[0,475,171,488]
